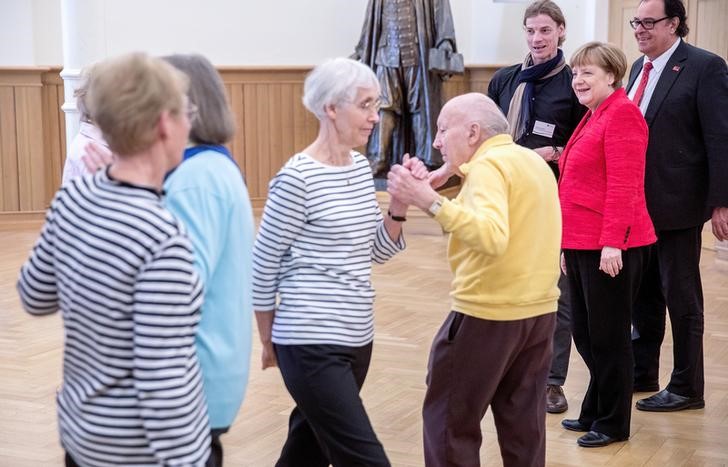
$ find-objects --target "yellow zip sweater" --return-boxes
[433,134,562,320]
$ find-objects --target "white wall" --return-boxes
[102,0,372,65]
[0,1,35,66]
[0,0,608,67]
[468,0,607,64]
[32,0,63,65]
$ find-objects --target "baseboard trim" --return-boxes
[0,211,45,230]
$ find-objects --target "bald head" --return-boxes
[433,93,511,172]
[441,93,510,143]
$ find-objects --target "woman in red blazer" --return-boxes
[557,42,656,448]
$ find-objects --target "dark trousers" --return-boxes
[208,427,228,467]
[632,226,704,398]
[565,247,649,439]
[274,343,390,467]
[548,272,572,386]
[422,311,555,467]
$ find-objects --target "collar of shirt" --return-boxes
[629,38,682,113]
[646,37,682,77]
[459,134,513,176]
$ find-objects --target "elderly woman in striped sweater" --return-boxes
[252,57,425,467]
[17,53,211,466]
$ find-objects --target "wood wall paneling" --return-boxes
[0,68,60,218]
[0,65,501,222]
[608,0,641,65]
[695,0,728,61]
[226,83,246,174]
[41,72,66,208]
[0,86,20,211]
[13,79,47,211]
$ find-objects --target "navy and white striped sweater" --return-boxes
[17,169,210,466]
[252,152,405,347]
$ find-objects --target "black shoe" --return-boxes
[633,382,660,393]
[546,384,568,414]
[561,419,590,432]
[577,431,627,448]
[636,389,705,412]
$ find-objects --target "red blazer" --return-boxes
[558,88,656,250]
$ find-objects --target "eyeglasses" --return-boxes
[349,98,382,114]
[629,16,670,30]
[185,103,199,123]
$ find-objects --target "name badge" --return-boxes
[533,120,556,138]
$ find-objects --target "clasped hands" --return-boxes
[387,155,446,212]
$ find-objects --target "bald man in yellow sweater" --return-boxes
[388,93,562,467]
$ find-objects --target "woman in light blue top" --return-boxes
[162,54,255,467]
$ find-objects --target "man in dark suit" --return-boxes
[627,0,728,412]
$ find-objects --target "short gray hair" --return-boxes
[163,54,235,145]
[303,58,380,120]
[87,52,188,156]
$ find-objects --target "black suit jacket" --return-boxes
[626,40,728,231]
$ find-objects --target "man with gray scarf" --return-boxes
[487,0,585,414]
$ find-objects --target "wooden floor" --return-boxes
[1,222,727,466]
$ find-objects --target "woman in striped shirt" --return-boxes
[17,53,211,466]
[252,58,425,467]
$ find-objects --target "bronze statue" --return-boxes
[353,0,461,179]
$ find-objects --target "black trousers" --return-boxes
[274,343,390,467]
[548,272,572,386]
[632,226,704,398]
[208,427,228,467]
[565,246,649,439]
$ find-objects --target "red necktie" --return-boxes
[632,61,654,107]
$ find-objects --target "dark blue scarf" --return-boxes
[165,144,237,180]
[509,49,565,142]
[183,144,234,162]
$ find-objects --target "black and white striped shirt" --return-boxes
[17,170,210,466]
[253,152,405,346]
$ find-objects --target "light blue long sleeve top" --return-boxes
[164,148,255,429]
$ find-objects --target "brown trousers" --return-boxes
[423,311,556,467]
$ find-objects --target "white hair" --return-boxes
[480,104,510,136]
[302,57,380,120]
[444,93,510,141]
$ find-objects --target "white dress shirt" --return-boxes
[628,38,682,115]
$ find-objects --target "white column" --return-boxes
[60,0,107,150]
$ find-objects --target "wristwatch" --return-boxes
[427,197,444,217]
[552,145,562,160]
